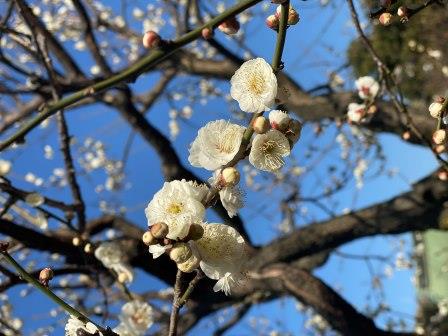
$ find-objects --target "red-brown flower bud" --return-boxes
[142,31,162,49]
[218,17,240,35]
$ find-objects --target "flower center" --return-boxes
[167,202,183,214]
[261,140,277,154]
[216,129,239,154]
[248,73,265,95]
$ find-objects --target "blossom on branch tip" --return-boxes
[249,130,290,172]
[145,180,208,240]
[194,223,247,295]
[231,58,277,113]
[355,76,379,100]
[188,120,245,171]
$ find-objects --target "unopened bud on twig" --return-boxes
[397,6,408,18]
[185,223,204,241]
[142,231,157,246]
[39,267,54,286]
[221,167,240,187]
[266,15,279,30]
[177,254,200,273]
[432,129,447,145]
[142,31,162,49]
[253,116,270,134]
[429,102,444,118]
[218,17,240,35]
[201,27,214,40]
[437,169,448,181]
[169,243,192,264]
[379,13,393,26]
[150,222,169,239]
[401,131,411,141]
[72,237,81,246]
[84,243,93,254]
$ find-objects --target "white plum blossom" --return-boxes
[230,58,277,113]
[355,76,379,99]
[188,120,245,171]
[269,110,290,131]
[194,223,247,295]
[113,300,154,336]
[145,180,208,240]
[249,130,290,172]
[94,242,134,283]
[65,316,102,336]
[347,103,367,123]
[0,160,11,176]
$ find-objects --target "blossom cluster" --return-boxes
[144,57,302,295]
[347,76,379,124]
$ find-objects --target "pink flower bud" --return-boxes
[401,131,411,141]
[266,14,279,30]
[142,31,161,49]
[379,13,393,26]
[218,17,240,35]
[201,27,214,40]
[438,169,448,181]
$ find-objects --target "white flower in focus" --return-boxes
[65,316,102,336]
[230,58,277,113]
[347,103,367,123]
[269,110,290,131]
[145,180,207,240]
[113,301,154,336]
[249,130,290,172]
[194,223,246,295]
[188,120,245,171]
[355,76,379,100]
[0,160,12,176]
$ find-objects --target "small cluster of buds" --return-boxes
[254,111,303,148]
[39,267,54,287]
[143,222,204,272]
[428,97,447,153]
[72,236,95,254]
[266,4,300,30]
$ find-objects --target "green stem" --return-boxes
[0,0,262,152]
[272,1,290,73]
[0,251,96,326]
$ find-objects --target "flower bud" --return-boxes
[253,116,270,134]
[142,231,157,246]
[185,223,204,241]
[435,96,445,104]
[177,253,200,273]
[221,167,240,187]
[402,131,411,141]
[150,222,169,239]
[25,193,44,207]
[169,242,192,264]
[287,8,300,25]
[429,102,444,118]
[285,119,303,144]
[437,169,448,181]
[118,272,132,284]
[201,27,214,40]
[218,17,240,35]
[72,237,81,246]
[39,267,54,286]
[397,6,407,18]
[379,13,393,26]
[266,15,279,30]
[84,243,93,254]
[368,105,378,115]
[142,31,161,49]
[432,129,447,145]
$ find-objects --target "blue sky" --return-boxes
[0,0,439,335]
